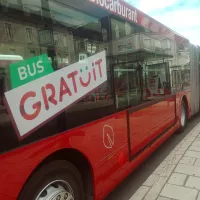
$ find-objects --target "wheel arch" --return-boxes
[18,148,94,200]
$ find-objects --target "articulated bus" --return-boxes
[0,0,200,199]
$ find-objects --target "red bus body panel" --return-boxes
[0,90,191,200]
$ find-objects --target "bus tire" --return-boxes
[18,160,84,200]
[177,100,187,134]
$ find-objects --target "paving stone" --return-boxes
[193,124,200,131]
[177,142,192,151]
[185,176,200,190]
[189,145,200,152]
[143,176,168,200]
[192,140,200,147]
[160,184,198,200]
[129,186,150,200]
[170,154,182,165]
[179,156,196,165]
[157,197,171,200]
[185,151,200,159]
[165,154,175,162]
[160,164,176,177]
[182,141,194,147]
[190,130,200,137]
[173,149,186,155]
[174,144,182,150]
[175,163,200,177]
[194,158,200,167]
[143,174,160,187]
[168,173,187,186]
[154,161,169,175]
[197,192,200,200]
[179,140,187,145]
[184,136,196,142]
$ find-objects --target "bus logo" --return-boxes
[103,125,115,149]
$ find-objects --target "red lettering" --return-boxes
[42,87,48,110]
[20,91,41,120]
[42,84,57,110]
[79,72,91,87]
[59,77,72,102]
[92,63,97,81]
[95,59,103,77]
[67,70,78,93]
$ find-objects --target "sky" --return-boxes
[125,0,200,45]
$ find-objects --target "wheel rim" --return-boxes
[181,105,186,127]
[35,180,74,200]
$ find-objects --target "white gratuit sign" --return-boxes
[5,51,107,138]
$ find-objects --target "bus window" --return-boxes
[114,62,142,109]
[171,70,182,90]
[143,62,171,100]
[0,0,116,151]
[182,68,190,88]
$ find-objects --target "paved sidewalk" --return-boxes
[130,122,200,200]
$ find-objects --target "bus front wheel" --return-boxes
[18,160,84,200]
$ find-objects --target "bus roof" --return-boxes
[87,0,188,43]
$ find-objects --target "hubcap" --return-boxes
[181,105,186,127]
[35,180,74,200]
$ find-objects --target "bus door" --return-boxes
[124,62,176,161]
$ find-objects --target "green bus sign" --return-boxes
[10,54,53,89]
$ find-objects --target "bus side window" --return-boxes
[181,69,190,88]
[143,62,171,99]
[172,70,182,89]
[114,63,142,109]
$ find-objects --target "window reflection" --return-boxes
[114,62,141,108]
[0,0,115,142]
[143,62,171,100]
[0,0,191,151]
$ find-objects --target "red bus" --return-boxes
[0,0,199,200]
